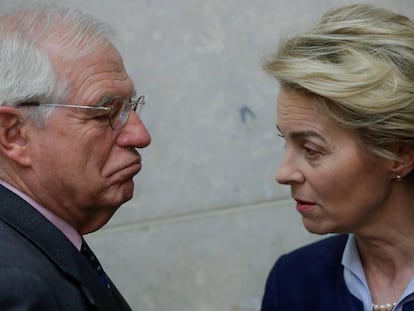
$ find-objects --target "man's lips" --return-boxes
[121,160,142,175]
[106,158,142,179]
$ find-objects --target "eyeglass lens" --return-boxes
[108,97,144,129]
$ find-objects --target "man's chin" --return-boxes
[120,179,135,202]
[100,178,135,208]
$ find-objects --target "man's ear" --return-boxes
[0,107,31,166]
[391,145,414,179]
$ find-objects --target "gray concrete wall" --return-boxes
[1,0,412,310]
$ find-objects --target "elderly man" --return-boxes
[0,4,150,310]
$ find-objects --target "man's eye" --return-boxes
[81,108,106,119]
[86,107,107,118]
[104,100,122,118]
[94,112,108,120]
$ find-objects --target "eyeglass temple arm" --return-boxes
[17,101,41,107]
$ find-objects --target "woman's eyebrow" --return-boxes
[276,124,327,142]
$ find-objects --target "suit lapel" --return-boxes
[403,301,414,310]
[78,258,130,311]
[0,185,130,311]
[320,235,364,311]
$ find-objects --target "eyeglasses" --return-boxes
[18,95,145,130]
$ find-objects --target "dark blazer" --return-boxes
[0,185,132,311]
[261,234,414,311]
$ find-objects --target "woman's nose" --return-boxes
[275,151,304,185]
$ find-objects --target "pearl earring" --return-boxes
[396,175,402,182]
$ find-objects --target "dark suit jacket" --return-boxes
[261,234,414,311]
[0,185,132,311]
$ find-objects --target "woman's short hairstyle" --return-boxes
[0,4,115,125]
[263,4,414,164]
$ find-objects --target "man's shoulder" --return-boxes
[0,219,89,308]
[0,218,44,266]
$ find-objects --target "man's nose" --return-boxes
[116,112,151,148]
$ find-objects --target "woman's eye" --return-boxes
[303,143,322,159]
[304,147,319,156]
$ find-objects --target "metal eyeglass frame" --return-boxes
[18,95,145,130]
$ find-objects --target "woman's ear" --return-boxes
[391,145,414,179]
[0,107,31,166]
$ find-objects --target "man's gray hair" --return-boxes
[0,3,115,125]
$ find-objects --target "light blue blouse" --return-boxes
[342,234,414,311]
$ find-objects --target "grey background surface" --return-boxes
[1,0,412,310]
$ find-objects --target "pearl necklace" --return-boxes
[372,302,396,311]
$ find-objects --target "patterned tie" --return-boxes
[80,239,112,292]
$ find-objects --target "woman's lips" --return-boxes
[295,199,317,213]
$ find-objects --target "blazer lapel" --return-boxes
[323,235,364,311]
[78,259,129,311]
[403,301,414,310]
[0,185,129,311]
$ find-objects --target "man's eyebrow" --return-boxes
[94,95,117,107]
[276,125,327,142]
[95,90,137,107]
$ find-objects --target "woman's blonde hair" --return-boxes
[264,4,414,162]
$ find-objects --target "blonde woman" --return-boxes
[261,4,414,311]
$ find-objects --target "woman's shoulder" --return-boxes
[270,234,349,281]
[283,234,348,260]
[262,234,359,310]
